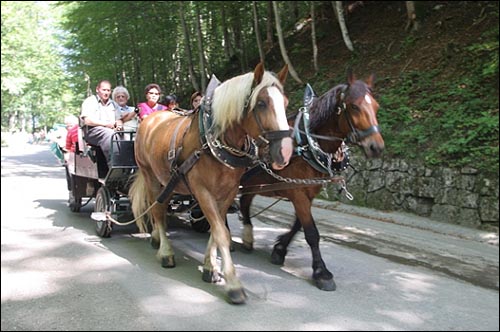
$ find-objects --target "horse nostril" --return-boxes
[369,143,383,156]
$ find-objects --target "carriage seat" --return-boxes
[77,123,136,169]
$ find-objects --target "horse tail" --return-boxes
[129,169,150,233]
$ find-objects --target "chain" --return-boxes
[258,160,342,185]
[216,137,354,200]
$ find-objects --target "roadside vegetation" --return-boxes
[1,1,498,174]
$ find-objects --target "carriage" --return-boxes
[65,129,210,237]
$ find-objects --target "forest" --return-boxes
[1,1,498,174]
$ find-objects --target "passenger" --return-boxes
[64,115,79,158]
[162,94,178,112]
[137,83,166,120]
[63,114,79,191]
[80,80,122,165]
[112,85,138,132]
[190,91,203,112]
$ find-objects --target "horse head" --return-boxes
[212,62,293,170]
[339,70,385,158]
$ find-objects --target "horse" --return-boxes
[129,62,293,304]
[238,70,385,291]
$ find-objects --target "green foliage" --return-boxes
[378,29,499,175]
[1,1,76,132]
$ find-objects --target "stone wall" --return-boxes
[321,153,499,230]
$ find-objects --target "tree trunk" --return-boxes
[405,1,420,31]
[221,4,233,60]
[194,5,207,92]
[253,1,265,63]
[265,1,274,52]
[311,2,319,73]
[272,1,303,84]
[231,7,246,72]
[179,2,200,92]
[334,1,354,51]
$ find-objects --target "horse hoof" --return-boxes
[227,288,247,304]
[270,246,286,265]
[150,237,160,250]
[202,268,221,283]
[315,277,336,291]
[242,242,253,252]
[161,256,176,268]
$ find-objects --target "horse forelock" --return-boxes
[212,72,253,136]
[212,71,283,136]
[248,71,284,111]
[347,80,369,101]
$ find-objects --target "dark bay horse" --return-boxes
[238,71,385,291]
[129,62,293,304]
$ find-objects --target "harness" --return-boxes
[156,74,290,203]
[294,84,349,176]
[199,75,258,169]
[240,82,380,199]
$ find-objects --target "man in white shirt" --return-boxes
[80,80,122,165]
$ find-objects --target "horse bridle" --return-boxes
[337,84,381,145]
[246,83,292,148]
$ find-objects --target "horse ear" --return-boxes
[346,68,355,85]
[365,74,376,89]
[277,64,289,85]
[254,62,265,85]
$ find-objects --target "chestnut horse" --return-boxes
[238,71,385,291]
[129,62,293,304]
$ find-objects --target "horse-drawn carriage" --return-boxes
[65,129,210,237]
[61,63,383,303]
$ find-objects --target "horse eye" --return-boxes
[256,100,267,109]
[351,104,359,111]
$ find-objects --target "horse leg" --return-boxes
[202,234,222,283]
[214,221,247,304]
[239,194,255,251]
[292,200,335,291]
[204,205,247,304]
[303,221,336,291]
[152,204,175,268]
[150,226,160,249]
[271,217,302,265]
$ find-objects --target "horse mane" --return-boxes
[309,84,345,131]
[309,80,369,131]
[211,70,283,136]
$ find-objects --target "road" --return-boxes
[1,142,499,331]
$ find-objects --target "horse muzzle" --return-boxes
[361,136,385,158]
[270,136,293,170]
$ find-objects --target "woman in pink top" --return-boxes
[137,83,167,120]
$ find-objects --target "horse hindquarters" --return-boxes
[130,169,175,267]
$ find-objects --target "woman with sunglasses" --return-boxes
[137,83,167,120]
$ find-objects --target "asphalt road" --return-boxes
[1,142,499,331]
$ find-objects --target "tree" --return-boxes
[253,1,266,64]
[405,1,420,31]
[272,1,303,84]
[334,1,354,52]
[1,1,74,132]
[179,2,200,92]
[194,3,207,92]
[311,1,319,73]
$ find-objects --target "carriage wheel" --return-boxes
[190,208,210,233]
[95,186,113,238]
[68,177,82,212]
